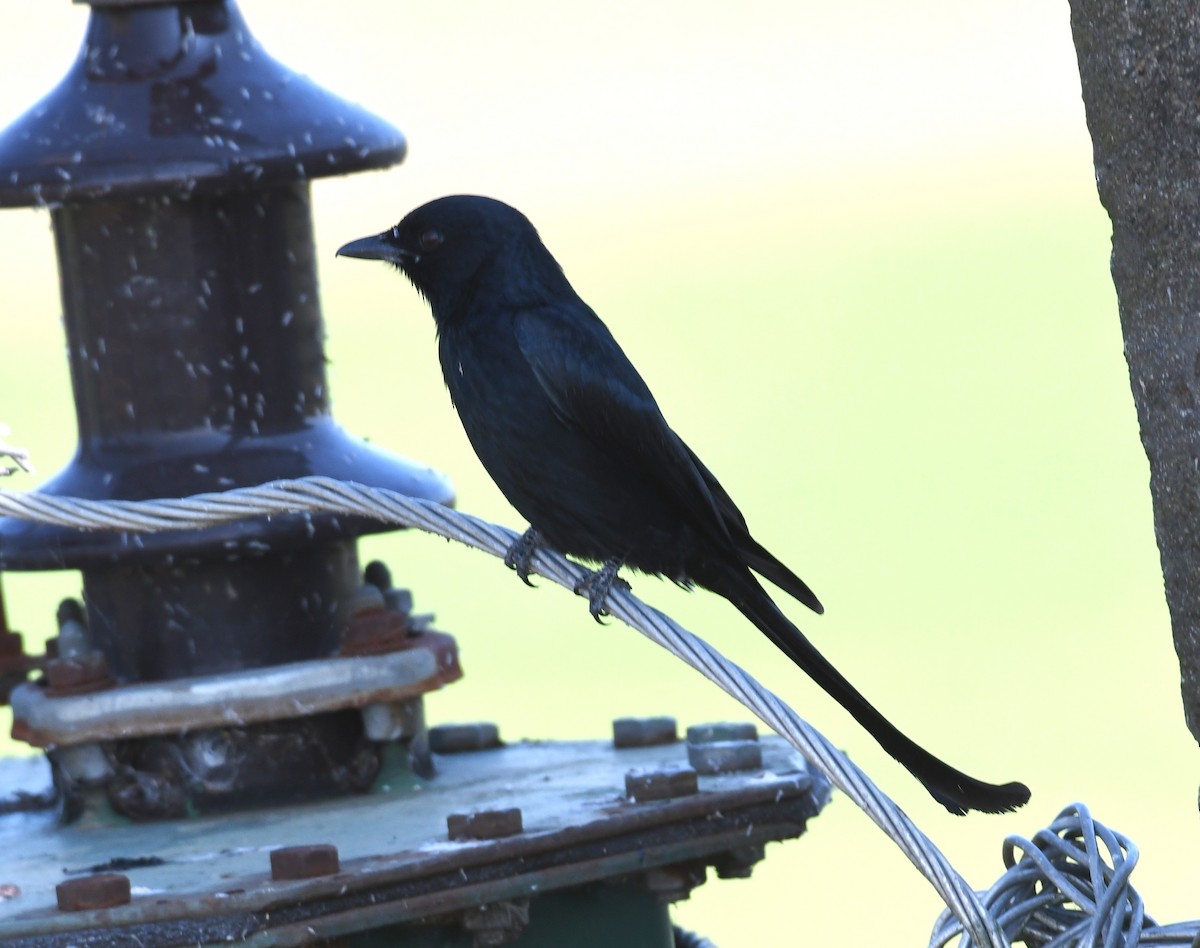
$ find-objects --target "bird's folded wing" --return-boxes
[513,307,737,553]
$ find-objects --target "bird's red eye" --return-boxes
[418,229,444,252]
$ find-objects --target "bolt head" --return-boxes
[341,608,409,655]
[56,873,131,912]
[270,844,340,880]
[687,740,763,775]
[612,716,677,748]
[686,722,758,744]
[44,654,112,696]
[625,766,698,802]
[447,808,523,840]
[429,722,502,753]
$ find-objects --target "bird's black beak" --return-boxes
[336,232,410,263]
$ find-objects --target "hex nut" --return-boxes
[429,722,502,753]
[341,608,409,655]
[612,716,677,748]
[44,654,113,696]
[685,722,758,744]
[447,808,523,840]
[56,873,131,912]
[687,740,763,775]
[625,766,698,802]
[270,844,340,880]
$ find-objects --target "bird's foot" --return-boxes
[573,558,630,622]
[504,527,545,586]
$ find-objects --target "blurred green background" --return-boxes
[0,2,1188,945]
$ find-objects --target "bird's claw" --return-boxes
[573,558,630,622]
[504,527,544,586]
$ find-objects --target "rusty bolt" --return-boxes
[447,808,523,841]
[429,722,502,753]
[56,873,131,912]
[44,653,113,696]
[686,722,758,744]
[341,607,409,655]
[612,716,677,748]
[625,766,698,802]
[270,844,340,880]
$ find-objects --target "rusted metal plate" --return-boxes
[0,735,829,945]
[11,634,461,748]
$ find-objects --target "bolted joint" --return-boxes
[45,597,113,696]
[364,560,415,614]
[341,583,412,655]
[44,654,113,697]
[270,844,340,881]
[361,698,424,742]
[686,722,758,744]
[686,721,762,775]
[56,873,131,912]
[612,716,677,748]
[625,766,698,802]
[53,743,114,785]
[429,722,502,754]
[447,808,523,841]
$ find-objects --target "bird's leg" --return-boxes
[573,557,631,622]
[503,527,545,586]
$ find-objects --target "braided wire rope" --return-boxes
[0,475,1008,944]
[930,803,1199,947]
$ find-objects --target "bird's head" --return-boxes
[337,195,561,321]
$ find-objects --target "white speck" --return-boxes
[281,310,294,326]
